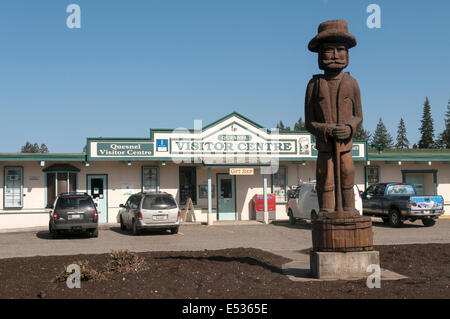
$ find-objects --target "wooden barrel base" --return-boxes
[312,216,373,252]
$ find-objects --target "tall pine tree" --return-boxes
[370,118,393,149]
[395,118,409,149]
[437,100,450,148]
[276,120,290,131]
[354,124,371,141]
[294,117,306,131]
[418,97,436,148]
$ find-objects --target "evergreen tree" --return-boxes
[354,124,371,141]
[21,141,49,153]
[370,118,393,149]
[395,118,409,149]
[437,100,450,148]
[276,120,290,131]
[294,117,306,131]
[418,97,436,148]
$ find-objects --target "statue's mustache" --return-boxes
[322,59,346,65]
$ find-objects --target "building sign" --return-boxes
[157,139,168,152]
[171,139,296,154]
[87,140,154,160]
[87,113,367,163]
[229,168,254,175]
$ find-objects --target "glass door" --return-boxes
[87,175,108,223]
[217,174,236,221]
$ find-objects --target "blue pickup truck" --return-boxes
[362,183,444,227]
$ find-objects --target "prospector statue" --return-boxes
[305,20,362,219]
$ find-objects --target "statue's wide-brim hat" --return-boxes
[308,20,357,52]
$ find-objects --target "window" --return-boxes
[272,167,288,202]
[366,166,379,188]
[179,166,197,205]
[374,184,386,196]
[4,167,23,208]
[143,195,177,210]
[386,184,415,195]
[142,167,159,192]
[56,196,95,211]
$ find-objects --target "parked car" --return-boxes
[361,182,444,227]
[117,192,181,235]
[49,193,98,238]
[286,181,363,224]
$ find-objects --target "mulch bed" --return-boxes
[0,244,449,299]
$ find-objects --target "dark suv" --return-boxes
[49,193,99,238]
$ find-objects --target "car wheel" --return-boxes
[132,219,140,236]
[388,209,403,228]
[311,210,318,221]
[171,227,179,234]
[120,216,126,231]
[90,228,99,238]
[288,209,296,225]
[422,218,436,227]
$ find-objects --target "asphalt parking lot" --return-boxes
[0,218,449,259]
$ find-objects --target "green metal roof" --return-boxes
[0,153,86,162]
[367,148,450,161]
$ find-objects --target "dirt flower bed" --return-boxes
[0,244,449,299]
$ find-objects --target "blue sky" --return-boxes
[0,0,449,153]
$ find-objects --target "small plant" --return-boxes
[54,260,106,283]
[103,250,148,275]
[54,250,148,283]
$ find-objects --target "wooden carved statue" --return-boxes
[305,20,362,219]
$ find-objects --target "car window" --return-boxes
[143,195,177,210]
[130,196,140,209]
[365,185,376,195]
[374,185,386,196]
[386,184,415,195]
[56,196,95,211]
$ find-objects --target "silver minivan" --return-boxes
[117,192,181,235]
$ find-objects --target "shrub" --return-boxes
[54,260,106,283]
[103,250,148,275]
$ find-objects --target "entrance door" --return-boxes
[87,175,108,223]
[217,174,236,221]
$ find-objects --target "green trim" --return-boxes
[3,166,24,209]
[0,154,85,162]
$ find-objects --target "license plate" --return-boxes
[153,215,168,221]
[422,210,430,215]
[69,214,81,220]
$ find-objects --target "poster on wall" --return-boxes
[122,183,134,196]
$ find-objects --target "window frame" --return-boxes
[45,171,78,208]
[3,166,24,209]
[142,166,160,193]
[271,166,288,203]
